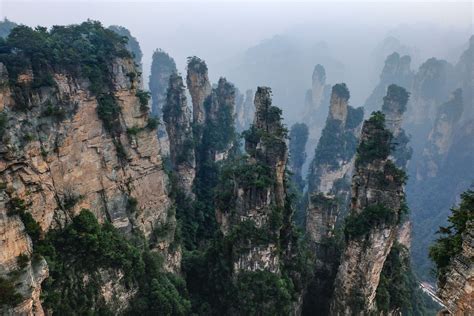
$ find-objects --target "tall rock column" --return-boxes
[215,87,309,314]
[330,111,407,315]
[306,83,363,244]
[149,49,177,118]
[186,56,211,141]
[163,74,195,199]
[303,84,363,314]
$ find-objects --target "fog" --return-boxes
[1,0,471,121]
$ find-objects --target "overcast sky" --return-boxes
[1,1,472,120]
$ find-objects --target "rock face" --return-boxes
[418,89,464,179]
[306,83,363,242]
[149,49,177,118]
[186,56,211,140]
[302,65,331,165]
[407,58,455,129]
[108,25,143,72]
[215,87,308,314]
[0,29,176,314]
[330,111,407,315]
[437,220,474,315]
[381,84,412,169]
[235,89,254,133]
[303,83,363,314]
[289,122,309,193]
[163,74,196,199]
[365,52,414,114]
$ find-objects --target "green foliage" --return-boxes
[42,104,66,120]
[0,21,130,95]
[186,56,208,73]
[383,84,410,112]
[332,83,350,100]
[146,117,159,130]
[35,209,190,315]
[7,198,41,243]
[355,111,392,166]
[344,204,397,240]
[0,276,23,307]
[16,253,30,269]
[0,111,7,137]
[136,90,150,112]
[149,49,176,116]
[429,189,473,284]
[376,242,435,315]
[108,25,142,68]
[97,93,121,135]
[233,271,295,315]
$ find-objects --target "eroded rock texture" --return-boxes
[330,112,407,315]
[186,56,211,141]
[149,49,177,118]
[163,73,195,199]
[302,64,332,161]
[437,220,474,315]
[365,52,414,114]
[0,48,176,314]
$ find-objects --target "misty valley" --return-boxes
[0,2,472,316]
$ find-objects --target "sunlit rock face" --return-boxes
[0,52,177,314]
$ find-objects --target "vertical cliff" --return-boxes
[162,73,195,199]
[330,111,407,315]
[365,52,414,114]
[149,49,177,118]
[303,83,363,314]
[213,87,310,314]
[0,22,184,315]
[306,83,363,242]
[235,89,254,133]
[302,64,332,162]
[192,77,237,246]
[108,25,143,72]
[186,56,211,142]
[289,122,309,193]
[430,190,473,315]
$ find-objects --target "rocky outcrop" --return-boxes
[418,89,464,179]
[186,56,211,139]
[407,58,455,129]
[0,25,177,314]
[235,89,254,133]
[454,36,473,119]
[289,123,308,193]
[163,74,195,199]
[108,25,143,72]
[437,220,473,315]
[302,64,331,162]
[330,111,407,315]
[306,83,363,241]
[214,87,308,314]
[303,84,363,314]
[149,49,177,118]
[365,52,414,114]
[381,84,412,168]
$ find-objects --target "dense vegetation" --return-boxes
[31,209,190,315]
[355,111,392,166]
[108,25,143,69]
[289,122,309,191]
[429,189,473,284]
[376,242,439,315]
